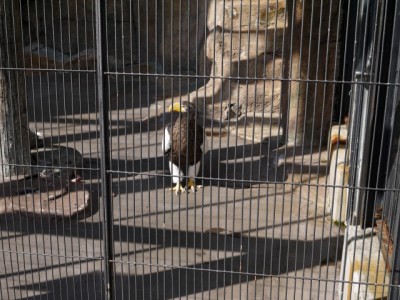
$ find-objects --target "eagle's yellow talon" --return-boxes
[169,183,186,195]
[187,178,202,192]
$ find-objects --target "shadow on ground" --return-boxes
[2,216,343,299]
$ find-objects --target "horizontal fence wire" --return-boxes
[0,0,399,299]
[3,66,400,87]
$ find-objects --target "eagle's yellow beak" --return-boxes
[168,102,185,112]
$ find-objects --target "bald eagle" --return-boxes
[161,101,205,194]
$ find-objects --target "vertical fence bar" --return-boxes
[95,0,114,299]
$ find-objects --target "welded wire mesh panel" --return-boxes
[1,0,400,300]
[0,1,104,299]
[109,0,347,299]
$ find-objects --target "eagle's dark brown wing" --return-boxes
[169,113,203,175]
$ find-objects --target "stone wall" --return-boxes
[158,1,209,74]
[21,0,139,69]
[281,0,341,146]
[186,0,286,141]
[187,0,341,145]
[21,0,208,74]
[21,0,341,145]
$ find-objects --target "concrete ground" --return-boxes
[0,74,344,299]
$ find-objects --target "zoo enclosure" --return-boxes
[0,0,399,299]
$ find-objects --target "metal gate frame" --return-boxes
[346,0,400,297]
[379,0,400,296]
[95,1,114,298]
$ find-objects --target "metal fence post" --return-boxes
[95,0,114,299]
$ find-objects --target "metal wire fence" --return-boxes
[0,0,399,299]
